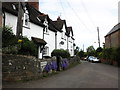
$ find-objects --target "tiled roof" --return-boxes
[105,23,120,37]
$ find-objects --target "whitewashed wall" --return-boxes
[44,29,56,57]
[5,12,17,35]
[23,22,43,40]
[57,24,67,50]
[68,37,74,56]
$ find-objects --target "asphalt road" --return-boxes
[3,60,119,88]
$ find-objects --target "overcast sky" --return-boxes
[39,0,119,50]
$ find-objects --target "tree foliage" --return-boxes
[86,46,95,56]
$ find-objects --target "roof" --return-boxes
[2,2,46,27]
[26,3,45,27]
[2,2,18,16]
[31,37,47,45]
[53,17,67,32]
[66,26,74,37]
[105,23,120,37]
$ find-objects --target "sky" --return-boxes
[39,0,119,51]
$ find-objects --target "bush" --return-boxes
[51,49,70,58]
[2,26,18,48]
[18,37,37,57]
[2,26,19,54]
[99,47,120,64]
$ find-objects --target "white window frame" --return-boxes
[43,46,49,56]
[23,7,30,28]
[44,19,49,35]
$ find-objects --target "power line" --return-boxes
[65,0,92,33]
[80,0,96,29]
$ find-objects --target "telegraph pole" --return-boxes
[16,2,24,38]
[97,27,100,47]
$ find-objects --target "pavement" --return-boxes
[2,60,119,88]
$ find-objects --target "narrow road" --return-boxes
[3,61,118,88]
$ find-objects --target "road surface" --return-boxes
[3,60,119,88]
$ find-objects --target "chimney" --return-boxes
[28,0,39,10]
[57,16,61,21]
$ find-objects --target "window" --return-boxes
[12,4,16,10]
[43,46,49,56]
[44,26,49,35]
[37,17,41,22]
[44,19,49,35]
[61,32,66,40]
[25,14,29,26]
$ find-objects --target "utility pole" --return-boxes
[16,2,24,38]
[83,44,84,52]
[97,27,100,47]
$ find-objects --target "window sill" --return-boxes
[23,26,30,29]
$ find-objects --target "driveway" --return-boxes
[3,61,119,88]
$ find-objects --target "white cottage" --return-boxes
[53,17,68,50]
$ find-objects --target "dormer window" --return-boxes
[37,17,41,22]
[44,19,49,35]
[25,14,29,26]
[23,13,30,28]
[12,4,16,10]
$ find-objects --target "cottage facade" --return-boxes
[2,2,75,58]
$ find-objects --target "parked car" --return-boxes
[88,56,100,63]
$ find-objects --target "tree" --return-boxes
[86,46,95,56]
[77,50,84,58]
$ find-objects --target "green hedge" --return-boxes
[51,49,70,58]
[99,47,120,62]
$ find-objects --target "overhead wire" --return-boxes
[80,0,97,30]
[65,0,93,33]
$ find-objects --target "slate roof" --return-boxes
[2,2,18,16]
[105,23,120,37]
[66,26,74,37]
[53,17,67,32]
[26,3,45,27]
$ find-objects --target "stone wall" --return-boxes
[2,54,42,81]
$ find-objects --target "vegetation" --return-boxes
[77,50,84,58]
[18,37,37,56]
[2,26,37,57]
[86,45,96,56]
[51,49,70,58]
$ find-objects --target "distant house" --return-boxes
[105,23,120,48]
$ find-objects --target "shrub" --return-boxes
[2,26,18,48]
[18,37,37,57]
[51,49,70,58]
